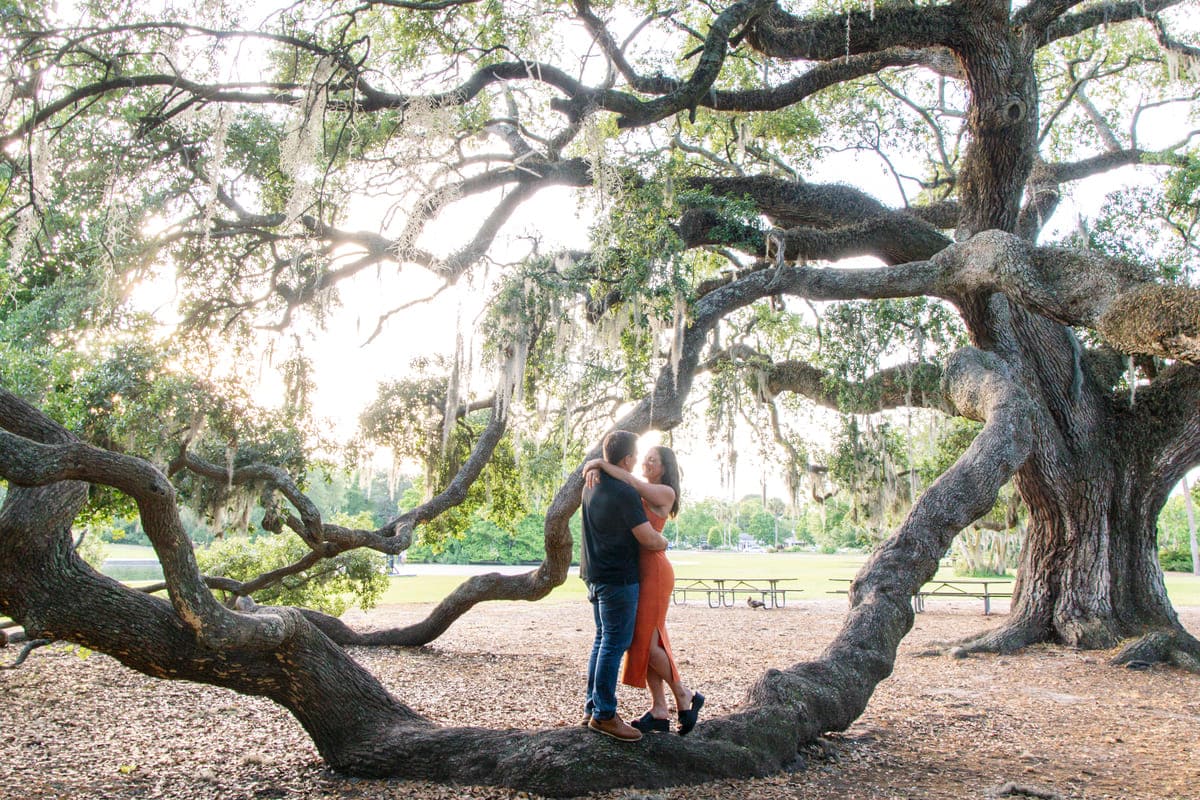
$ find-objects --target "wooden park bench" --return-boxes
[672,577,798,609]
[828,577,1013,615]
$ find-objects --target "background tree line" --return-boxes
[62,405,1198,580]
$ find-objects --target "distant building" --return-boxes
[737,534,763,552]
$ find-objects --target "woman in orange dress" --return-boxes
[583,445,703,735]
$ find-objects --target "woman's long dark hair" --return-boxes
[651,445,682,518]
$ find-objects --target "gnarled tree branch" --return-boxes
[1038,0,1188,46]
[932,231,1200,363]
[746,2,964,61]
[0,390,292,651]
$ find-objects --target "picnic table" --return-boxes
[672,577,798,609]
[828,577,1013,614]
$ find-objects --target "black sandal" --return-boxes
[631,711,670,733]
[678,692,704,736]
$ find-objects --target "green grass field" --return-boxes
[379,550,1200,608]
[1166,571,1200,607]
[101,545,1200,608]
[378,551,877,605]
[104,543,160,559]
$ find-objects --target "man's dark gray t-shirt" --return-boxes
[580,472,648,585]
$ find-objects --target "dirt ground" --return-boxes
[2,598,1198,800]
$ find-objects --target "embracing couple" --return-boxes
[580,430,704,742]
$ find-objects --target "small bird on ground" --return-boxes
[746,597,766,609]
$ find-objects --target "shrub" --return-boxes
[75,531,110,569]
[407,512,557,565]
[1159,546,1195,573]
[952,564,1009,578]
[197,532,387,616]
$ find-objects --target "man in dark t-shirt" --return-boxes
[580,430,669,742]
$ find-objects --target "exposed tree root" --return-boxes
[941,618,1048,656]
[953,619,1200,675]
[948,613,1140,657]
[987,781,1063,799]
[956,614,1127,655]
[1111,628,1200,674]
[0,638,50,669]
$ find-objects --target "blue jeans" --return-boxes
[584,582,639,720]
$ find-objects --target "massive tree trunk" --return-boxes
[924,2,1200,664]
[957,350,1200,666]
[967,456,1182,650]
[954,330,1200,662]
[990,467,1200,670]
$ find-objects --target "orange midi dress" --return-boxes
[620,501,680,688]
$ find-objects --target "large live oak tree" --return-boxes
[2,0,1199,794]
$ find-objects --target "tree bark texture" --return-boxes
[878,0,1199,662]
[956,356,1200,663]
[1184,476,1199,576]
[709,0,1200,665]
[929,0,1200,658]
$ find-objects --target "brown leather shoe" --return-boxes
[588,714,643,742]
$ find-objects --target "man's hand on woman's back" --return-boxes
[632,522,668,551]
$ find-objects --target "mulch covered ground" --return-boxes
[3,598,1198,800]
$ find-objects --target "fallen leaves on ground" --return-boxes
[2,599,1197,800]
